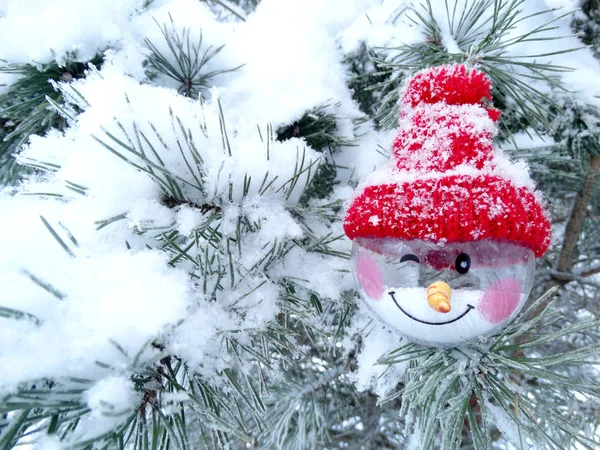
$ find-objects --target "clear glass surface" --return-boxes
[352,238,535,346]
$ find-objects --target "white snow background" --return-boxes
[1,0,599,444]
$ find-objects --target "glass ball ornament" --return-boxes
[352,238,535,347]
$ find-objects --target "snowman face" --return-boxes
[352,238,535,346]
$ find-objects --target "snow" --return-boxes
[0,0,146,65]
[0,0,599,446]
[0,71,18,95]
[31,438,64,450]
[350,312,410,397]
[85,375,140,416]
[218,0,365,128]
[131,0,236,87]
[0,0,378,407]
[73,376,142,443]
[500,0,600,105]
[484,400,528,449]
[500,130,555,151]
[0,244,191,392]
[339,0,419,53]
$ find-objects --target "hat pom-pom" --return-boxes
[402,64,493,108]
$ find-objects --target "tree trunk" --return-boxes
[555,155,600,274]
[526,155,600,322]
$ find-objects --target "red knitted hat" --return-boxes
[344,64,551,258]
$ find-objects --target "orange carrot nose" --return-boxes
[427,281,452,313]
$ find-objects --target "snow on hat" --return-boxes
[344,64,551,258]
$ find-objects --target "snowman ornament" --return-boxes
[344,64,551,347]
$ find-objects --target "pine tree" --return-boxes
[1,1,600,449]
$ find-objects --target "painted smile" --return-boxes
[388,291,475,325]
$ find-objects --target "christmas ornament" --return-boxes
[344,64,551,346]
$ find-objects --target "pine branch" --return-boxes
[0,72,354,447]
[375,287,600,449]
[573,0,600,58]
[261,368,343,449]
[201,0,247,22]
[161,194,223,214]
[0,352,259,449]
[368,0,579,133]
[579,263,600,277]
[343,44,395,120]
[0,54,103,185]
[144,18,241,99]
[276,102,359,205]
[276,103,345,152]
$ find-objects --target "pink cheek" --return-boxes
[355,253,384,300]
[478,278,522,324]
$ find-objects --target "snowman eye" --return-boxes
[455,253,471,274]
[400,254,420,264]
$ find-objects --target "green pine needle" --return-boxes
[375,287,600,449]
[0,54,103,185]
[144,16,241,99]
[367,0,581,135]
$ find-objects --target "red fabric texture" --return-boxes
[343,64,552,257]
[402,64,492,107]
[344,175,551,258]
[393,105,494,171]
